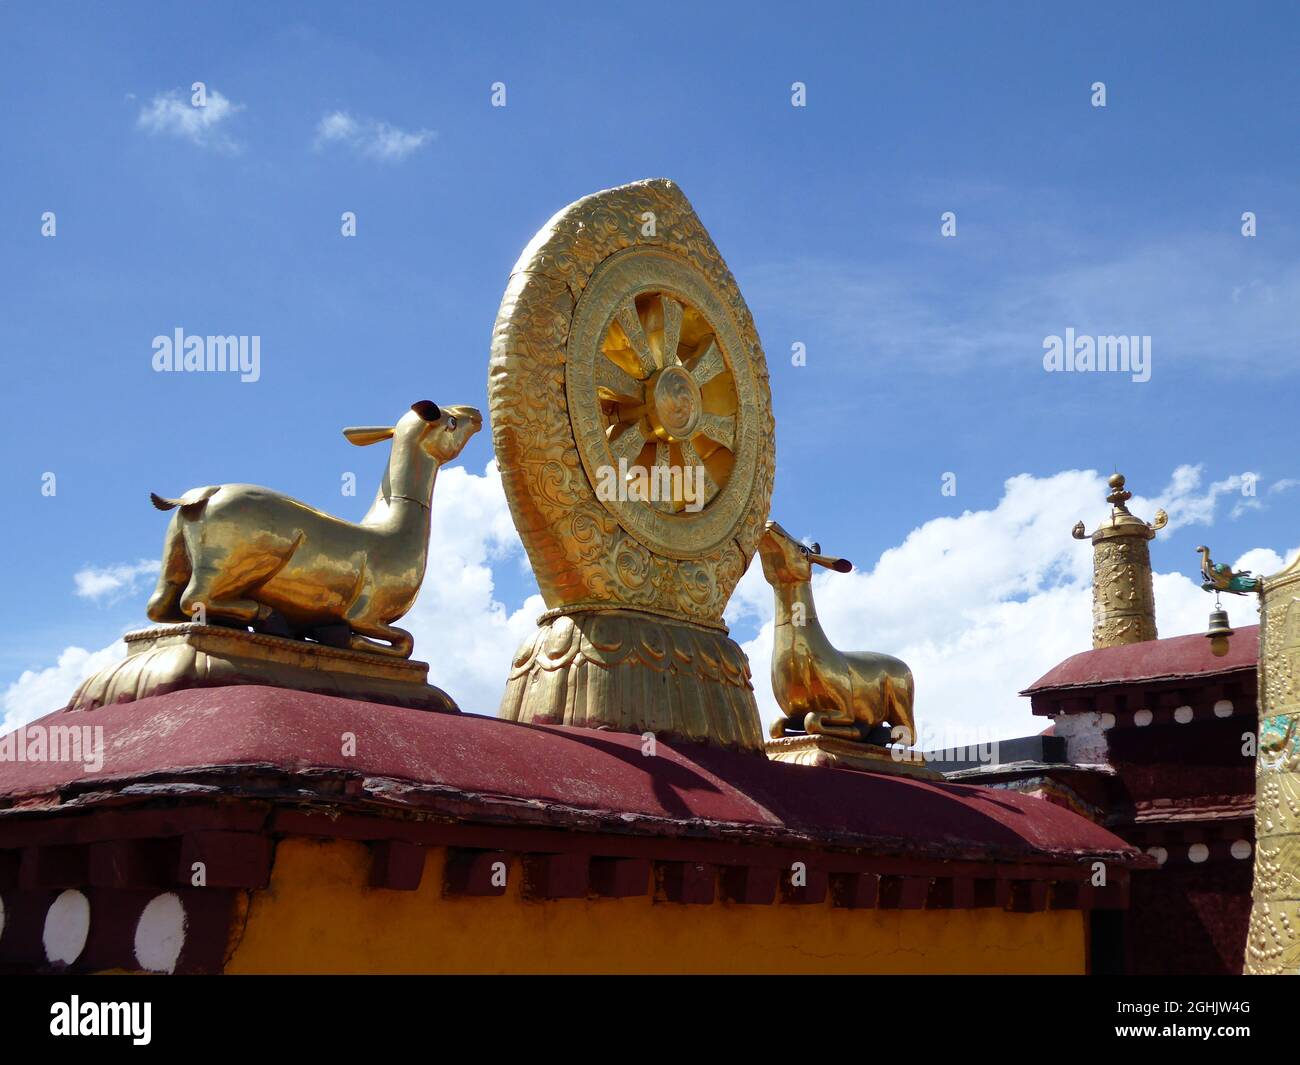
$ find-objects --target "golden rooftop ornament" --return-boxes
[490,179,774,748]
[68,401,480,712]
[1072,473,1167,649]
[758,522,916,743]
[758,521,930,776]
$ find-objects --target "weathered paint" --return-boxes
[225,838,1087,975]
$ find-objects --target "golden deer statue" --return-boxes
[145,400,482,657]
[757,521,916,743]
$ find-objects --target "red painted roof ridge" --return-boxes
[1020,625,1259,695]
[0,685,1140,865]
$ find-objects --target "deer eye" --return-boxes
[447,416,458,430]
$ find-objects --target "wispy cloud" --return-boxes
[136,87,244,152]
[314,110,434,162]
[74,560,160,604]
[745,234,1300,380]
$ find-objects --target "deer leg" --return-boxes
[146,512,191,623]
[180,567,262,626]
[804,690,861,742]
[347,621,414,658]
[886,680,917,747]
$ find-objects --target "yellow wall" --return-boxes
[225,837,1087,974]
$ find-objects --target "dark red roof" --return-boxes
[1021,626,1259,695]
[0,685,1138,865]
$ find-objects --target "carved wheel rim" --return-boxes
[567,246,760,560]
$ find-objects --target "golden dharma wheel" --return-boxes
[489,179,775,628]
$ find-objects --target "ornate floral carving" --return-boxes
[500,611,763,748]
[1090,537,1157,647]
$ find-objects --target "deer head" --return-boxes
[343,401,483,463]
[343,401,483,512]
[757,520,852,585]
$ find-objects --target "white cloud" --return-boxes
[314,110,434,162]
[136,88,244,151]
[1145,464,1259,530]
[400,460,543,714]
[2,643,126,733]
[74,559,160,603]
[730,467,1290,749]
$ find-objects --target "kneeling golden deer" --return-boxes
[757,521,916,744]
[146,400,481,657]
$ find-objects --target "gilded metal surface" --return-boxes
[499,609,764,748]
[146,402,481,658]
[488,178,775,626]
[766,734,942,779]
[1072,473,1167,649]
[490,180,771,747]
[1247,553,1300,973]
[1198,544,1262,595]
[567,246,758,557]
[758,521,917,744]
[66,624,457,713]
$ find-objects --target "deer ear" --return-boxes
[342,426,395,447]
[411,400,441,422]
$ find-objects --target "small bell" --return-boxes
[1205,606,1234,658]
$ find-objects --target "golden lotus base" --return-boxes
[66,624,458,714]
[499,609,765,750]
[766,734,943,780]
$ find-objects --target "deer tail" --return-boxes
[151,486,220,516]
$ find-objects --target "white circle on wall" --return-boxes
[43,889,90,966]
[134,892,187,974]
[1174,705,1194,724]
[1147,846,1168,865]
[1188,844,1209,863]
[1231,840,1253,860]
[1134,709,1154,727]
[1100,712,1116,729]
[1214,700,1234,718]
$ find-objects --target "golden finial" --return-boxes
[1105,472,1132,514]
[1073,470,1166,648]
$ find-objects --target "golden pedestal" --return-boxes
[66,624,458,714]
[499,610,765,750]
[766,734,942,780]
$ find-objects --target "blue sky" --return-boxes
[2,2,1297,735]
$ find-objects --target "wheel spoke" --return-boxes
[678,439,718,503]
[687,338,725,386]
[607,422,646,467]
[652,442,674,511]
[695,413,735,451]
[615,300,658,377]
[659,296,684,367]
[595,355,644,400]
